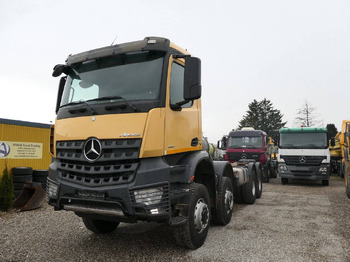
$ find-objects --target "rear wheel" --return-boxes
[242,170,256,204]
[212,177,234,225]
[346,172,350,199]
[255,168,263,199]
[262,168,270,183]
[173,183,210,249]
[82,217,119,234]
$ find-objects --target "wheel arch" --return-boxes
[178,151,216,208]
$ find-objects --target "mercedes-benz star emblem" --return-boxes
[241,153,247,159]
[299,156,306,164]
[84,138,102,162]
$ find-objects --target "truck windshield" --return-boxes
[228,136,262,149]
[279,133,328,149]
[60,51,164,107]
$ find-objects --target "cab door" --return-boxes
[164,56,202,155]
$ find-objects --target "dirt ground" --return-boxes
[0,176,349,262]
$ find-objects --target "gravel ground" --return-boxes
[1,176,349,262]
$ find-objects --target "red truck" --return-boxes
[219,128,277,182]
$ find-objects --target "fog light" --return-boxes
[279,165,288,171]
[134,187,163,205]
[47,180,59,199]
[319,167,327,172]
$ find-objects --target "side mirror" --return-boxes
[218,136,227,150]
[184,57,201,100]
[55,77,66,113]
[330,137,335,147]
[52,64,70,77]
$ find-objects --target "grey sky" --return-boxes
[1,0,349,143]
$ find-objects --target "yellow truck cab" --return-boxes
[339,120,350,198]
[47,37,239,249]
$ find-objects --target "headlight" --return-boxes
[279,165,288,171]
[319,167,327,172]
[134,187,163,205]
[47,180,59,199]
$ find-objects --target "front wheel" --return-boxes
[212,177,234,225]
[322,180,329,186]
[281,178,288,185]
[173,183,210,249]
[82,217,120,234]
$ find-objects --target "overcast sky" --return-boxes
[1,0,349,143]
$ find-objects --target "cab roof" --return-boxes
[229,129,266,137]
[65,37,188,65]
[279,127,327,133]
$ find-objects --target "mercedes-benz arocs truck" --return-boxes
[278,127,331,185]
[46,37,260,249]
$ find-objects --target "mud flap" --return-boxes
[13,182,46,211]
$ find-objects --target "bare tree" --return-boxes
[294,100,321,127]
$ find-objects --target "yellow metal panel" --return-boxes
[139,108,165,158]
[0,123,51,178]
[55,113,148,141]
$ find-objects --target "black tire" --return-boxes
[262,169,270,183]
[33,170,49,177]
[33,170,48,189]
[173,183,210,249]
[13,182,25,190]
[346,173,350,199]
[322,180,329,186]
[12,174,32,183]
[255,168,263,199]
[14,189,23,197]
[12,167,33,176]
[281,178,288,185]
[82,217,119,234]
[242,170,256,204]
[212,177,234,225]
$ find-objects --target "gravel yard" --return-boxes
[1,176,349,262]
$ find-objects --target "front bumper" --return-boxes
[278,163,330,180]
[47,157,190,222]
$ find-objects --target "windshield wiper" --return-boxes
[244,145,257,149]
[87,96,139,112]
[61,100,98,115]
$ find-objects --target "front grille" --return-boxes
[56,139,141,187]
[281,155,326,166]
[226,152,261,162]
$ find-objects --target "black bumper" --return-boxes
[47,157,190,222]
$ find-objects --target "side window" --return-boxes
[170,62,192,108]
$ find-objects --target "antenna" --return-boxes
[111,35,118,46]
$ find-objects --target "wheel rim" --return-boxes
[194,198,209,233]
[224,188,234,214]
[252,176,256,196]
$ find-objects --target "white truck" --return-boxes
[278,127,331,185]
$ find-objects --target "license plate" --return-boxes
[293,166,309,171]
[78,190,105,199]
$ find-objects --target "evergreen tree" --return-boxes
[239,98,287,141]
[326,123,338,138]
[0,166,14,211]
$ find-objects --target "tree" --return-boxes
[294,100,321,127]
[326,123,338,138]
[0,166,14,211]
[238,98,287,141]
